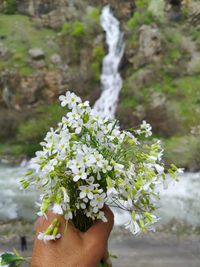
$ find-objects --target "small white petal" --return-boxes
[88,192,93,200]
[52,204,63,215]
[80,191,86,199]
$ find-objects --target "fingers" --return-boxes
[84,206,114,245]
[35,212,65,234]
[35,206,114,245]
[35,211,80,239]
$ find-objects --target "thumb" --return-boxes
[84,206,114,244]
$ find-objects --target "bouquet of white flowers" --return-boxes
[20,91,181,243]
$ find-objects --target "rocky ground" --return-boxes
[110,232,200,267]
[1,233,200,267]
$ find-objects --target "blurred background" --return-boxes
[0,0,200,266]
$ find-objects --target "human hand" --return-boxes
[31,206,114,267]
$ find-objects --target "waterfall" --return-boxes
[93,5,125,119]
[0,6,199,230]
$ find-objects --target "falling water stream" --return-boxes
[0,6,199,228]
[93,5,125,118]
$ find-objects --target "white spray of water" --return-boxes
[0,165,37,221]
[93,5,125,119]
[0,164,199,227]
[157,172,200,225]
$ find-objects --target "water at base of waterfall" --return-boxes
[0,164,199,227]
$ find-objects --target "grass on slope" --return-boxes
[0,14,59,74]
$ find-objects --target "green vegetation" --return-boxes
[121,71,200,130]
[17,103,67,144]
[84,7,101,34]
[60,13,102,64]
[91,46,105,81]
[0,143,41,157]
[173,76,200,129]
[136,0,149,9]
[61,7,101,39]
[164,135,200,170]
[148,0,165,22]
[61,21,70,33]
[127,10,154,30]
[92,47,105,62]
[0,15,59,74]
[61,20,85,39]
[127,12,141,29]
[191,29,200,44]
[3,0,17,15]
[71,21,85,38]
[163,28,186,64]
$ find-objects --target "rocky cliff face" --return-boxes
[16,0,87,29]
[6,0,135,28]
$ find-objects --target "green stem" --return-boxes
[72,210,93,232]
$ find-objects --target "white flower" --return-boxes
[176,168,184,176]
[74,119,83,134]
[79,185,94,200]
[83,197,89,203]
[52,204,63,215]
[125,220,141,235]
[136,120,152,137]
[114,163,124,172]
[107,187,118,197]
[80,203,86,209]
[38,232,61,243]
[96,211,108,222]
[61,188,70,203]
[67,111,79,125]
[155,164,164,174]
[90,193,106,209]
[102,160,112,173]
[22,91,180,240]
[59,91,81,108]
[124,131,139,144]
[93,152,104,168]
[64,210,73,220]
[73,168,87,182]
[68,160,81,173]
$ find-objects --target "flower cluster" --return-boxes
[38,218,61,242]
[21,91,182,241]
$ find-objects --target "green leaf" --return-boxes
[20,179,30,189]
[1,253,24,265]
[106,176,113,188]
[25,170,33,176]
[99,263,108,267]
[109,252,118,259]
[131,211,136,221]
[139,219,145,229]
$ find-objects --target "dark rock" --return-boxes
[0,43,12,60]
[138,25,162,65]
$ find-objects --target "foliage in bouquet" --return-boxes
[0,250,30,267]
[21,91,183,242]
